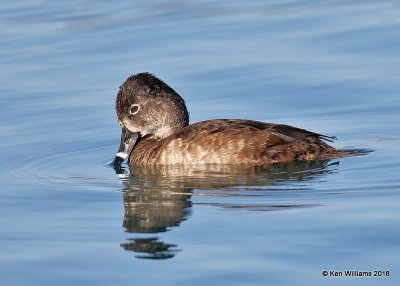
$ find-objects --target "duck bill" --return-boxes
[112,128,139,165]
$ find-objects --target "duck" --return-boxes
[112,72,346,165]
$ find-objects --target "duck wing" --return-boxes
[263,122,337,143]
[187,119,337,143]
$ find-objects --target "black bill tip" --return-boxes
[112,153,127,165]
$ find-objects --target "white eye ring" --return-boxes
[129,104,140,115]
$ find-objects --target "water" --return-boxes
[1,1,399,285]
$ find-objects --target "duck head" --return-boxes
[112,72,189,165]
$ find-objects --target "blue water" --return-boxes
[1,1,399,285]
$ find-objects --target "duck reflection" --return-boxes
[115,160,339,259]
[120,238,179,260]
[122,184,191,233]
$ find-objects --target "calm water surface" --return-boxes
[1,1,399,285]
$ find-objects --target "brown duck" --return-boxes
[112,72,346,165]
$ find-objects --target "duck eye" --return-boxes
[129,104,140,115]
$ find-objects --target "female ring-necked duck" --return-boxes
[112,72,345,165]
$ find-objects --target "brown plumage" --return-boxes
[112,72,346,166]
